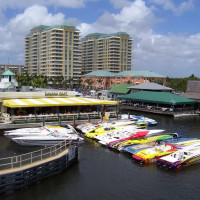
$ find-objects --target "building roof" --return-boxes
[2,70,15,76]
[2,97,118,108]
[118,91,197,105]
[82,32,131,41]
[83,70,115,77]
[187,80,200,93]
[116,70,166,78]
[109,84,134,94]
[128,82,173,91]
[30,24,79,32]
[83,70,166,78]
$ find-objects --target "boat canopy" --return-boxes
[118,91,197,105]
[2,97,118,108]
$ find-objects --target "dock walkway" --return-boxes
[0,141,78,194]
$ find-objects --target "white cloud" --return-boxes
[109,0,132,9]
[0,5,66,63]
[0,0,97,10]
[0,0,199,77]
[78,0,200,77]
[149,0,194,15]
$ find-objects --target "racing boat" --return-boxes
[85,126,120,139]
[120,114,158,126]
[78,119,136,134]
[123,138,198,155]
[110,133,180,151]
[97,129,165,146]
[157,142,200,169]
[133,139,200,163]
[4,125,77,139]
[12,133,84,146]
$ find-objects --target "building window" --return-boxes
[136,76,140,81]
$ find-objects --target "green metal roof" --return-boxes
[31,24,79,32]
[82,32,131,41]
[2,70,15,76]
[116,71,166,78]
[118,91,197,105]
[83,71,115,77]
[109,84,134,94]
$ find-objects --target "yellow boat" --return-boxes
[85,126,119,139]
[132,143,177,163]
[132,139,200,163]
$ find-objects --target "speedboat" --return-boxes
[12,133,84,146]
[97,128,165,146]
[133,143,178,163]
[4,125,77,139]
[85,126,120,139]
[79,119,136,134]
[120,115,158,126]
[123,138,198,155]
[157,142,200,169]
[110,133,181,151]
[133,138,200,163]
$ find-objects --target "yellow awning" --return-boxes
[2,97,118,108]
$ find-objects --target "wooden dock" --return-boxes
[0,141,78,194]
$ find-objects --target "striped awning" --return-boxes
[2,97,118,108]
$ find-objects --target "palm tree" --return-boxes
[97,78,103,89]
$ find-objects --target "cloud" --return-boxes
[0,0,97,10]
[0,5,66,63]
[109,0,132,9]
[149,0,194,15]
[78,0,200,77]
[79,0,159,36]
[0,0,199,77]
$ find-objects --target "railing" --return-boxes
[0,140,71,171]
[11,111,117,124]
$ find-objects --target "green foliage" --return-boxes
[166,74,200,92]
[15,72,83,89]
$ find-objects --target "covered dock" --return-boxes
[119,91,197,117]
[1,97,119,124]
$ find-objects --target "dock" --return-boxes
[0,141,78,194]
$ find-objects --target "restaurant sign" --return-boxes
[45,92,68,97]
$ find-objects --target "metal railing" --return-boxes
[10,111,117,124]
[0,140,71,171]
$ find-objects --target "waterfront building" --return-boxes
[81,32,132,74]
[128,82,173,93]
[119,91,197,117]
[25,25,81,80]
[181,80,200,103]
[0,64,24,75]
[0,70,18,91]
[109,84,134,100]
[0,90,118,123]
[82,70,166,89]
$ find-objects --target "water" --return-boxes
[1,113,200,200]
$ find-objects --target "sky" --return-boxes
[0,0,200,78]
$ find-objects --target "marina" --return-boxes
[1,112,200,199]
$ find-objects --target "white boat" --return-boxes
[120,114,158,125]
[97,128,165,146]
[157,142,200,169]
[4,125,77,139]
[12,134,84,146]
[80,119,136,134]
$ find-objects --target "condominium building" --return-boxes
[81,32,132,74]
[0,64,24,75]
[25,25,81,80]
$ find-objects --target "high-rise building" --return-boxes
[25,25,81,80]
[81,32,132,74]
